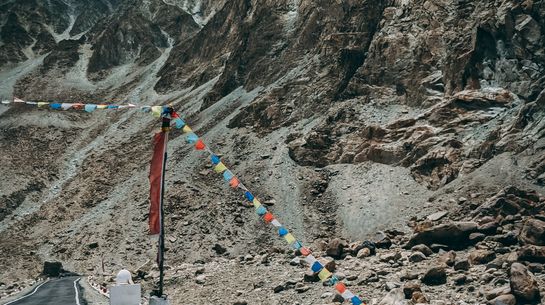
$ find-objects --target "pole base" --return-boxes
[149,296,170,305]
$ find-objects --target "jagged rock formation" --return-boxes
[1,0,545,304]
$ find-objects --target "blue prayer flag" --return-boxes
[223,170,233,181]
[85,104,97,112]
[174,118,185,129]
[108,105,119,109]
[278,227,288,237]
[329,276,339,285]
[50,103,62,110]
[351,296,363,305]
[186,133,199,144]
[311,261,323,273]
[245,191,254,202]
[211,155,221,165]
[292,241,303,250]
[256,206,267,216]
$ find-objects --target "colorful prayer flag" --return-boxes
[141,106,151,112]
[97,104,108,109]
[329,276,339,285]
[305,255,317,266]
[85,104,97,112]
[223,170,234,181]
[151,106,162,117]
[37,102,49,107]
[173,118,185,129]
[300,247,311,256]
[186,133,198,144]
[211,155,221,165]
[13,97,25,103]
[50,103,62,110]
[256,206,267,216]
[263,212,274,223]
[214,162,227,173]
[278,227,288,237]
[292,241,303,250]
[271,219,281,227]
[253,198,261,208]
[341,290,355,300]
[311,261,323,273]
[335,282,347,294]
[318,269,332,281]
[244,191,254,202]
[195,139,205,150]
[107,105,119,109]
[229,177,239,188]
[351,296,363,305]
[61,103,73,110]
[182,125,192,133]
[284,233,296,244]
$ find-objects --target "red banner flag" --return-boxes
[149,132,167,235]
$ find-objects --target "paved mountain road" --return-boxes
[3,277,85,305]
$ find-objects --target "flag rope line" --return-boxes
[1,99,366,305]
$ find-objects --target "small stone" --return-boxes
[487,294,516,305]
[412,291,429,303]
[438,250,456,266]
[469,233,486,243]
[385,281,399,291]
[326,238,346,259]
[290,257,301,266]
[403,281,421,299]
[357,248,371,258]
[469,250,496,265]
[409,251,427,263]
[233,301,248,305]
[273,285,284,293]
[453,274,467,285]
[411,244,433,256]
[453,259,470,271]
[195,275,206,284]
[485,285,511,300]
[321,292,333,298]
[295,283,311,293]
[421,266,447,285]
[379,251,401,262]
[427,211,448,221]
[332,294,345,303]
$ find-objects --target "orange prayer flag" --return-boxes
[229,177,239,188]
[335,282,346,294]
[263,212,274,223]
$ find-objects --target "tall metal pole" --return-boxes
[158,131,168,297]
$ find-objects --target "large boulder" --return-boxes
[519,218,545,245]
[509,263,540,302]
[468,250,496,265]
[404,222,478,249]
[517,245,545,263]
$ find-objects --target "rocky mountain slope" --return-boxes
[1,0,545,304]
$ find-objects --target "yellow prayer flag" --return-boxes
[284,233,296,244]
[253,198,261,208]
[97,105,108,109]
[182,125,193,133]
[151,106,162,118]
[318,269,332,281]
[37,102,49,107]
[214,162,227,173]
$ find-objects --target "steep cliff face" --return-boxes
[1,1,545,304]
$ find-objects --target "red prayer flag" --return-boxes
[195,139,205,150]
[149,132,167,235]
[263,212,274,223]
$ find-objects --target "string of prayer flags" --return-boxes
[0,97,366,305]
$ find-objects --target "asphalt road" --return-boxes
[3,277,85,305]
